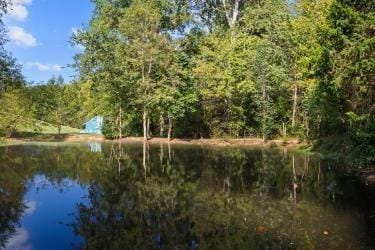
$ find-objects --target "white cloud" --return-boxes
[7,0,32,21]
[71,27,79,36]
[8,26,37,47]
[4,228,31,250]
[26,62,62,72]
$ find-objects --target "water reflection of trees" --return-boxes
[0,148,27,247]
[0,143,371,249]
[72,144,368,249]
[0,144,104,247]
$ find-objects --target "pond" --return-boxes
[0,142,374,249]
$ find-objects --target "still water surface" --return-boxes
[0,142,374,249]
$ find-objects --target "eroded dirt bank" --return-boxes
[5,134,305,148]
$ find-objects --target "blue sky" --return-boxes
[4,0,93,83]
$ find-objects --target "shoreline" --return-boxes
[117,137,305,148]
[4,134,374,189]
[4,133,306,148]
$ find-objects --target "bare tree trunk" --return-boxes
[141,57,148,142]
[305,113,310,139]
[292,83,298,128]
[222,0,241,29]
[168,115,173,142]
[159,113,164,137]
[119,105,123,139]
[143,109,147,142]
[262,83,266,143]
[283,122,287,137]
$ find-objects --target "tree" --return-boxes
[118,0,169,141]
[0,51,24,93]
[312,0,375,164]
[248,39,288,141]
[0,88,33,137]
[194,32,254,137]
[153,41,197,141]
[0,0,24,93]
[0,0,8,52]
[74,0,193,140]
[192,0,246,31]
[0,0,29,138]
[48,76,68,135]
[29,76,70,135]
[69,0,373,168]
[289,0,332,137]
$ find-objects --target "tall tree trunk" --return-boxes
[119,105,123,139]
[222,0,241,29]
[262,83,266,143]
[143,109,147,141]
[292,83,298,128]
[282,122,287,137]
[159,113,164,137]
[167,115,173,142]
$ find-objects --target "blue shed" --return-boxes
[84,116,103,134]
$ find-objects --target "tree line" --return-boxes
[72,0,373,163]
[0,0,374,165]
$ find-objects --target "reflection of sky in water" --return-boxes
[4,228,31,250]
[5,175,87,250]
[1,144,373,249]
[24,200,37,216]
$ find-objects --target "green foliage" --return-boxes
[74,0,197,139]
[0,51,24,93]
[0,88,33,137]
[194,32,251,137]
[0,0,370,167]
[28,76,84,134]
[311,0,375,165]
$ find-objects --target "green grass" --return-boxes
[19,120,82,134]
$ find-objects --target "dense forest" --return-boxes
[0,0,374,166]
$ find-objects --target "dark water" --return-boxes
[0,142,374,250]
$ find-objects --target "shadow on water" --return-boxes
[0,142,374,249]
